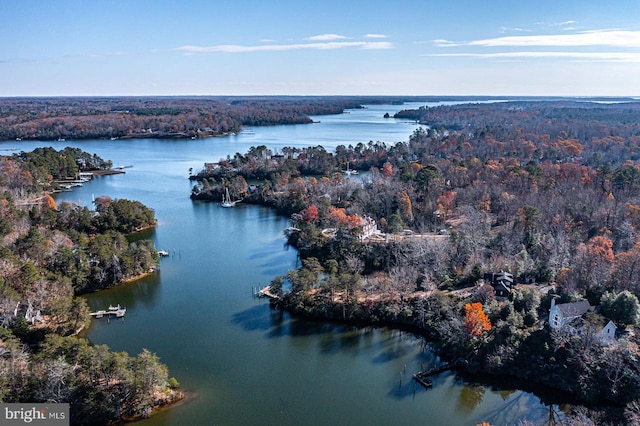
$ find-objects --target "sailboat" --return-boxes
[221,187,237,208]
[344,161,359,175]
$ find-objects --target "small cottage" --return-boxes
[598,320,617,344]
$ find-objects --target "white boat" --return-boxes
[344,162,359,175]
[108,304,121,311]
[158,250,169,257]
[221,187,238,208]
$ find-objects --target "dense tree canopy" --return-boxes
[190,100,640,421]
[0,147,174,423]
[0,96,421,141]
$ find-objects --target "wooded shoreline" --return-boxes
[188,99,640,424]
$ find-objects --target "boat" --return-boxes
[90,305,126,319]
[344,161,359,175]
[221,187,237,208]
[158,250,169,257]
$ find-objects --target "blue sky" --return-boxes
[2,0,639,96]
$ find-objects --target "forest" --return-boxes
[190,100,640,425]
[0,96,423,141]
[0,147,178,424]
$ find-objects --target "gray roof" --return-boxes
[556,300,592,318]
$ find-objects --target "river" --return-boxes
[1,102,564,425]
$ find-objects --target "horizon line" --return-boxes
[0,94,638,99]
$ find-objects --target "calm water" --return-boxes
[1,103,562,425]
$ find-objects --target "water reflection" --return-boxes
[457,383,487,414]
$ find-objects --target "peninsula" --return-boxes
[190,99,640,424]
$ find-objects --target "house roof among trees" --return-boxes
[556,300,593,318]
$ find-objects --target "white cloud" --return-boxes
[432,39,460,47]
[305,34,348,41]
[176,41,392,53]
[500,27,531,33]
[429,51,640,62]
[364,33,388,38]
[436,30,640,48]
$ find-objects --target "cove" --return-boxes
[1,103,565,425]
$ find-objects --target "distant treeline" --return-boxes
[0,96,431,141]
[395,101,640,166]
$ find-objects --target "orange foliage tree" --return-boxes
[382,162,394,177]
[301,204,319,223]
[464,302,491,337]
[586,236,615,264]
[436,191,456,219]
[329,206,361,229]
[43,194,57,210]
[398,191,414,223]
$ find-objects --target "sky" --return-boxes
[1,0,640,97]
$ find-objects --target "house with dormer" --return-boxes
[549,298,618,343]
[549,298,593,330]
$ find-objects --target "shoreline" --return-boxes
[123,390,195,424]
[121,268,157,285]
[270,292,624,410]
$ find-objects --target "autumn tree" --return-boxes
[43,194,58,211]
[382,161,394,177]
[301,204,319,223]
[576,236,615,290]
[464,302,492,337]
[436,191,456,220]
[398,191,414,224]
[328,206,361,229]
[612,242,640,296]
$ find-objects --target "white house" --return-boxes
[549,299,618,342]
[549,298,593,330]
[359,216,380,241]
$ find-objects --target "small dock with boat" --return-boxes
[253,285,280,300]
[90,304,127,319]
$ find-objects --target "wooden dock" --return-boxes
[412,363,452,389]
